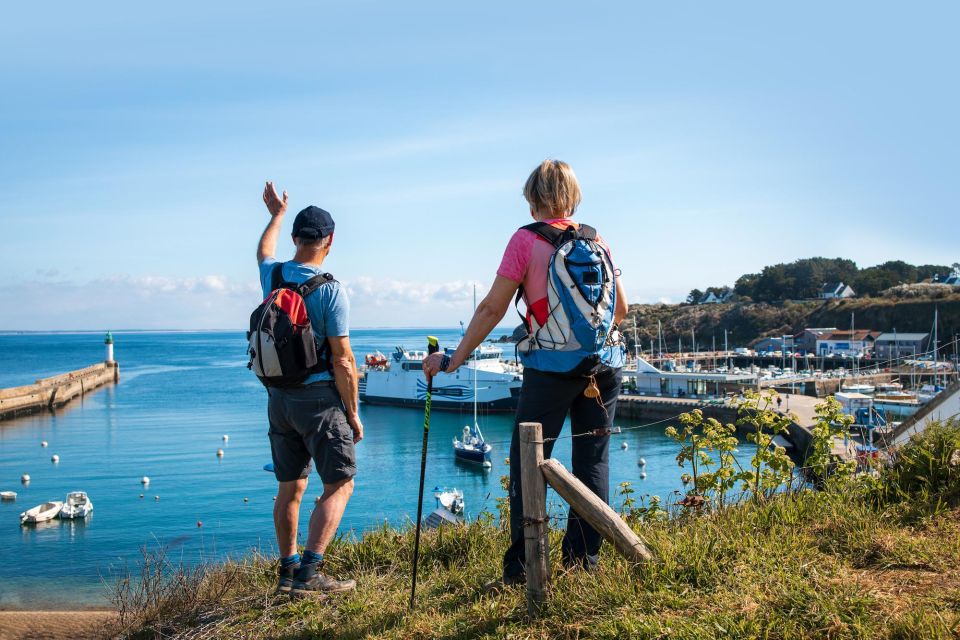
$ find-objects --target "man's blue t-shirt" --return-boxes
[258,257,349,384]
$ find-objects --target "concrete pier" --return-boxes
[0,362,119,421]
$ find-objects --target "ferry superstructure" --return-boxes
[359,344,522,412]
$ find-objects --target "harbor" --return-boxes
[1,330,757,609]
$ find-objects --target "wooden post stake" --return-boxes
[519,421,549,617]
[540,458,654,563]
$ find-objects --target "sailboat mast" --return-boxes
[473,285,478,430]
[932,307,939,388]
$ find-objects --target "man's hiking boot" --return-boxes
[276,562,300,594]
[290,562,356,597]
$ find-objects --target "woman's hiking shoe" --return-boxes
[290,562,356,597]
[276,562,300,594]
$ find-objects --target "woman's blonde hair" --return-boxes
[523,159,581,217]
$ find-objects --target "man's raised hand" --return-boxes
[263,181,288,217]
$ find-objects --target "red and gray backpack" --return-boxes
[247,263,336,388]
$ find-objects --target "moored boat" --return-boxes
[59,491,93,519]
[423,487,465,529]
[20,501,63,525]
[0,491,16,501]
[453,424,492,467]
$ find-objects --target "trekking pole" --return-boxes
[410,336,440,610]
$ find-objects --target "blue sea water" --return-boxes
[0,331,756,609]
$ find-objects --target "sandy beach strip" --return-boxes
[0,610,116,640]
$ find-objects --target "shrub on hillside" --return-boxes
[881,282,957,299]
[874,419,960,517]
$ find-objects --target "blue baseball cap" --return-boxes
[292,206,335,240]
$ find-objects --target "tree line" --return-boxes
[689,257,954,304]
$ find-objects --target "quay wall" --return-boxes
[766,372,895,398]
[618,394,817,463]
[0,362,119,421]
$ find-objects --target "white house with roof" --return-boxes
[944,268,960,286]
[819,282,856,299]
[699,289,734,304]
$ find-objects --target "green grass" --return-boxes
[114,423,960,639]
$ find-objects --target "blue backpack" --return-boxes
[515,222,625,375]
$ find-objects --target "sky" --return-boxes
[0,1,957,330]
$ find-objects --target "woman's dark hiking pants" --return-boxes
[503,366,621,579]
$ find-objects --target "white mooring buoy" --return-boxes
[222,435,229,443]
[620,442,628,450]
[638,457,647,467]
[216,449,224,458]
[154,495,160,501]
[243,497,249,503]
[51,455,59,463]
[21,474,30,484]
[41,441,48,448]
[141,476,150,485]
[640,471,647,479]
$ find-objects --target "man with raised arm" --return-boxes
[257,181,362,597]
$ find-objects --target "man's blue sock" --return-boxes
[280,553,301,568]
[302,550,324,566]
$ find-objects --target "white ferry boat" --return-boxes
[359,344,522,412]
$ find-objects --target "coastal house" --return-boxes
[815,330,880,357]
[873,332,930,361]
[699,289,733,304]
[793,328,837,355]
[819,282,856,299]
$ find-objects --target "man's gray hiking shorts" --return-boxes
[267,384,357,484]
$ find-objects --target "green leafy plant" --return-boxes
[808,396,856,480]
[616,481,667,526]
[736,390,796,501]
[665,409,743,508]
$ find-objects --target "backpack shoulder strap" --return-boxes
[520,222,565,247]
[270,262,286,290]
[521,221,597,246]
[577,224,598,241]
[297,273,336,298]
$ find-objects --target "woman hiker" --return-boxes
[423,159,629,585]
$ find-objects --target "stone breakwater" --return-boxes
[0,362,119,421]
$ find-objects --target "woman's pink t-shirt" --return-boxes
[496,218,614,327]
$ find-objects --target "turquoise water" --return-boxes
[0,332,755,609]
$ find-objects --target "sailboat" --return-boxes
[452,287,494,468]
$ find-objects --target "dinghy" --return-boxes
[20,501,63,525]
[424,487,465,529]
[0,491,16,501]
[434,487,464,515]
[59,491,93,519]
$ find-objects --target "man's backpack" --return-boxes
[515,222,625,376]
[247,263,336,388]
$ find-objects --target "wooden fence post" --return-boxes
[540,458,654,563]
[519,421,549,617]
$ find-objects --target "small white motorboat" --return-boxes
[424,487,465,529]
[0,491,16,501]
[20,501,63,525]
[434,487,464,515]
[59,491,93,519]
